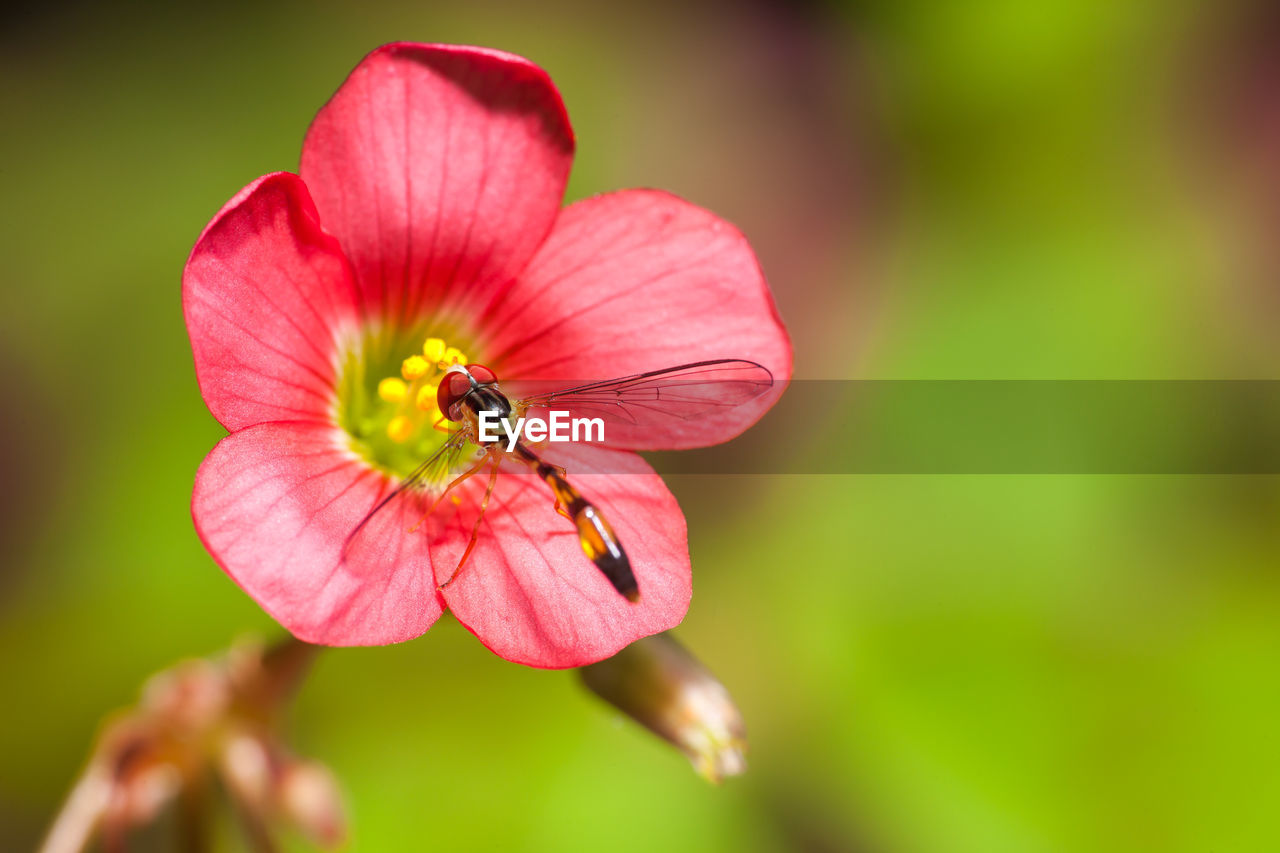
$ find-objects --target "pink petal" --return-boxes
[481,189,793,449]
[193,422,442,645]
[435,443,691,668]
[300,43,574,325]
[183,172,360,432]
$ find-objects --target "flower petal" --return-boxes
[183,172,360,432]
[300,43,575,326]
[481,189,793,449]
[193,422,442,645]
[436,443,691,668]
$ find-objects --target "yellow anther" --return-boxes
[401,355,430,381]
[422,337,447,363]
[386,415,414,443]
[377,377,407,403]
[415,383,439,412]
[442,346,467,367]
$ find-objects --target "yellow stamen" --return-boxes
[415,383,439,413]
[377,377,407,403]
[386,415,414,443]
[365,336,470,453]
[422,337,447,363]
[401,355,430,381]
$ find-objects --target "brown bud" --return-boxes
[277,759,347,849]
[139,659,228,733]
[579,633,747,783]
[218,730,275,811]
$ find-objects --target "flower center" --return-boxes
[337,334,470,481]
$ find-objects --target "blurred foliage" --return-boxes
[2,0,1278,851]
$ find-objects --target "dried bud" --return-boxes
[579,633,747,783]
[219,730,274,809]
[40,637,336,853]
[112,762,182,826]
[277,759,347,849]
[98,721,184,828]
[140,659,228,733]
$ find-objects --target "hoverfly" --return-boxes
[344,359,774,601]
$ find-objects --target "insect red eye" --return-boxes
[466,364,497,385]
[437,372,473,421]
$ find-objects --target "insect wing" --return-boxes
[506,359,774,449]
[341,431,469,563]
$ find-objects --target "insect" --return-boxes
[344,359,774,601]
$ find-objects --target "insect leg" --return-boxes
[439,458,501,591]
[545,464,573,520]
[408,451,488,533]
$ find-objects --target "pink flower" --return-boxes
[183,43,791,668]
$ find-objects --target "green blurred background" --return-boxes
[3,0,1279,850]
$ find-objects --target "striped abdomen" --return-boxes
[512,443,639,602]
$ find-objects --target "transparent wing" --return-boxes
[506,359,774,441]
[341,430,470,560]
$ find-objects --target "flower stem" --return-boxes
[177,774,212,853]
[38,761,112,853]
